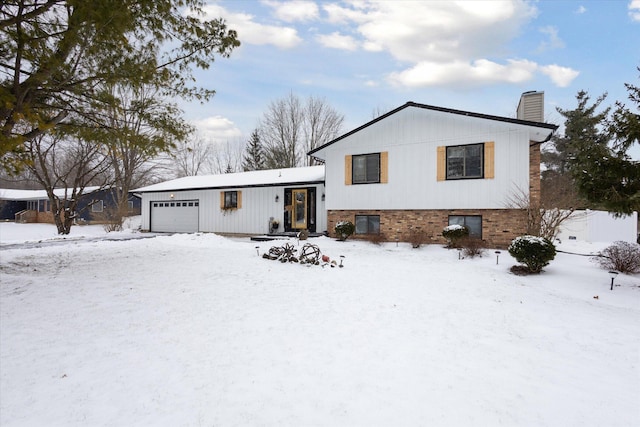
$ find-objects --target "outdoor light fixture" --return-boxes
[609,270,619,290]
[275,195,279,202]
[255,246,260,256]
[169,193,174,199]
[322,193,325,201]
[339,255,345,268]
[495,250,501,265]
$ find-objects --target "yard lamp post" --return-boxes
[339,255,345,268]
[609,271,619,290]
[255,246,260,256]
[495,250,501,265]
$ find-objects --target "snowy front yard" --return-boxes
[1,223,639,426]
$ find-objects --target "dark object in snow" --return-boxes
[299,243,321,264]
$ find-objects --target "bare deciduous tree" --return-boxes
[303,96,344,165]
[207,139,245,174]
[172,134,215,177]
[26,133,111,234]
[262,93,304,169]
[261,93,344,168]
[505,185,575,241]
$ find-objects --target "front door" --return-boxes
[292,189,307,230]
[284,187,316,232]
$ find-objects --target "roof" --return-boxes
[0,186,103,201]
[308,101,559,156]
[133,166,325,193]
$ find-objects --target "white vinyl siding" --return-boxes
[140,184,326,234]
[317,107,532,210]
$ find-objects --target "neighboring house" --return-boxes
[0,187,141,223]
[308,92,558,248]
[133,166,326,235]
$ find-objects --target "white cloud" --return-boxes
[316,31,359,50]
[537,26,565,51]
[191,116,243,142]
[202,4,302,49]
[388,59,538,88]
[539,65,580,87]
[575,5,587,14]
[388,59,579,88]
[262,0,319,22]
[320,1,537,63]
[630,0,640,21]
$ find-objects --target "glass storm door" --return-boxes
[292,189,307,229]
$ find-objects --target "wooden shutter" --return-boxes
[484,141,495,179]
[220,191,225,209]
[237,191,242,209]
[345,155,352,185]
[436,146,446,181]
[380,151,388,183]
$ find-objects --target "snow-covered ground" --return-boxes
[1,221,639,426]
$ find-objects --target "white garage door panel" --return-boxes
[151,200,199,233]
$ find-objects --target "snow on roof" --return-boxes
[133,166,325,193]
[0,186,102,201]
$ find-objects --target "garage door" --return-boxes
[150,200,199,233]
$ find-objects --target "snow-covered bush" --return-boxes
[595,241,640,274]
[442,224,469,248]
[508,235,556,274]
[335,221,355,241]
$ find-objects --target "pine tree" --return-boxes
[561,89,640,215]
[242,129,265,171]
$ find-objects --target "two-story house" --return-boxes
[308,92,557,248]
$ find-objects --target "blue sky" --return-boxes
[182,0,639,150]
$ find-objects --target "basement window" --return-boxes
[355,215,380,235]
[448,215,482,238]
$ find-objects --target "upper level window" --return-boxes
[447,143,483,179]
[353,153,380,184]
[224,191,238,209]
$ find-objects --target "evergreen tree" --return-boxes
[561,89,640,215]
[242,129,265,171]
[1,0,240,171]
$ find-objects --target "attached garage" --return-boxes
[150,200,199,233]
[134,166,326,235]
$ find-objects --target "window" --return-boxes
[128,200,134,211]
[448,215,482,238]
[92,200,104,213]
[446,143,483,179]
[223,191,238,209]
[353,153,380,184]
[355,215,380,235]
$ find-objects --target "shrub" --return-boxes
[408,229,428,248]
[442,224,469,248]
[508,235,556,274]
[595,241,640,274]
[335,221,355,241]
[461,237,485,258]
[366,232,386,245]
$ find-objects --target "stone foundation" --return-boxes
[328,209,528,248]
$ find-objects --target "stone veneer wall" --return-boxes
[328,209,528,249]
